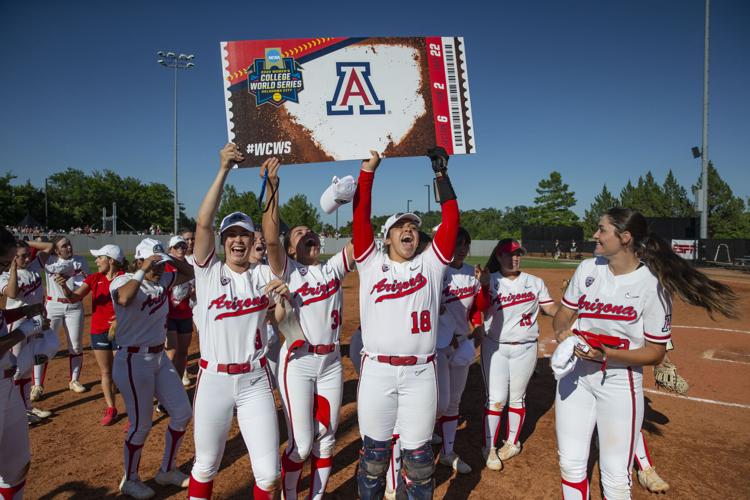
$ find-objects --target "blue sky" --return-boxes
[1,0,748,229]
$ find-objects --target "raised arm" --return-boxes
[260,157,285,277]
[429,147,459,263]
[195,144,243,264]
[112,256,159,307]
[352,151,381,262]
[26,240,54,265]
[170,257,196,286]
[3,259,19,299]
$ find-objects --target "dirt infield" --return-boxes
[22,267,750,499]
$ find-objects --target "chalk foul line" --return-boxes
[644,388,750,410]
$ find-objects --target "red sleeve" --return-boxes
[83,273,97,287]
[3,308,26,323]
[353,169,375,263]
[431,199,459,264]
[468,284,490,326]
[165,262,177,273]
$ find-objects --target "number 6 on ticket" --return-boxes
[221,37,476,168]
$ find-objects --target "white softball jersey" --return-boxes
[562,257,673,357]
[437,263,480,349]
[42,255,89,300]
[283,249,352,346]
[193,250,274,364]
[0,259,45,310]
[356,241,449,357]
[484,272,554,343]
[110,272,175,347]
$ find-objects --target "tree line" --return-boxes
[2,162,748,239]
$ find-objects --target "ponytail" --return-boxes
[605,207,739,319]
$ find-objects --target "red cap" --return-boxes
[496,239,526,255]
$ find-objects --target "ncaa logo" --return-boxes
[326,62,385,115]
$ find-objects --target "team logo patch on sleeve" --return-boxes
[662,314,672,333]
[585,276,595,287]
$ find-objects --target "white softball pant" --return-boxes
[436,339,474,457]
[357,355,437,450]
[190,364,280,491]
[113,350,192,481]
[556,361,644,500]
[46,301,84,354]
[0,377,30,495]
[278,343,343,499]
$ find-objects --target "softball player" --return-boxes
[27,237,89,396]
[478,239,557,470]
[0,242,58,423]
[553,208,738,499]
[58,244,126,426]
[188,144,285,500]
[352,147,459,499]
[261,159,354,500]
[435,227,484,475]
[0,227,47,499]
[165,235,195,385]
[111,238,194,499]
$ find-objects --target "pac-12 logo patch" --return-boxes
[326,62,385,115]
[247,47,304,107]
[299,267,308,276]
[220,276,230,286]
[585,276,595,287]
[381,264,390,272]
[662,314,672,333]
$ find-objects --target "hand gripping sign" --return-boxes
[221,37,476,167]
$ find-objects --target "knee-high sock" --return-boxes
[483,408,502,449]
[281,452,304,499]
[309,454,332,500]
[0,480,26,500]
[561,477,589,500]
[161,426,186,472]
[69,353,83,382]
[124,440,144,481]
[506,404,526,445]
[188,476,213,500]
[386,434,401,492]
[253,483,274,500]
[440,415,460,456]
[33,362,47,386]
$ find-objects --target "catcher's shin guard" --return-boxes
[401,443,435,500]
[357,436,392,500]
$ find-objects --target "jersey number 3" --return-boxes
[410,310,432,334]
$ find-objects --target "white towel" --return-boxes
[551,336,579,380]
[320,175,357,214]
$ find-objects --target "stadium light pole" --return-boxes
[699,0,710,240]
[424,184,431,213]
[407,199,413,212]
[157,51,196,234]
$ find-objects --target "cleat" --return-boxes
[27,410,42,425]
[637,466,670,493]
[155,468,190,488]
[439,452,472,474]
[497,441,522,461]
[69,380,87,393]
[431,432,442,445]
[482,447,503,471]
[30,385,44,402]
[30,407,52,419]
[101,406,118,426]
[182,372,190,386]
[119,477,155,499]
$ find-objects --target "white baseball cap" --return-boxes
[320,175,357,214]
[383,212,422,239]
[134,238,172,262]
[219,211,255,235]
[168,235,187,248]
[90,244,124,263]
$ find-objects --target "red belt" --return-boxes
[308,343,337,355]
[200,357,267,375]
[47,296,72,304]
[121,344,164,354]
[376,354,435,366]
[3,367,16,379]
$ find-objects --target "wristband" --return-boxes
[133,270,145,283]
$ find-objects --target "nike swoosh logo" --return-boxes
[414,368,428,376]
[625,292,640,299]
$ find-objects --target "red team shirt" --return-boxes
[483,272,553,343]
[110,272,176,347]
[352,169,459,357]
[84,272,123,333]
[192,251,274,365]
[282,250,352,346]
[562,257,672,366]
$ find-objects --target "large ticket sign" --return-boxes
[221,37,475,167]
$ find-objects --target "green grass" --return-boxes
[462,256,579,269]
